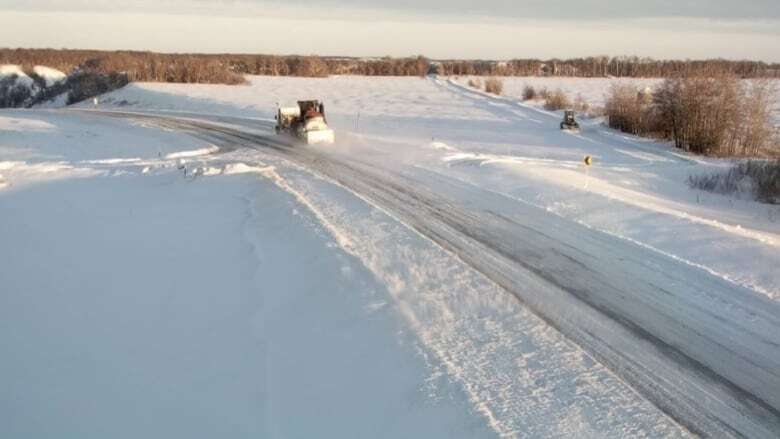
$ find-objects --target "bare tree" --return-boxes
[544,89,570,111]
[484,78,503,95]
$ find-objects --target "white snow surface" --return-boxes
[0,64,34,87]
[5,74,780,437]
[164,145,219,159]
[32,65,67,87]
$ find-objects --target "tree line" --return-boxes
[2,49,779,85]
[0,49,430,83]
[604,74,778,157]
[435,56,780,78]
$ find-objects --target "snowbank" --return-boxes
[0,64,33,87]
[32,65,66,87]
[222,162,271,175]
[164,145,219,159]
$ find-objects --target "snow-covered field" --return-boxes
[3,75,780,437]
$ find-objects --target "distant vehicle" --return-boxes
[560,110,580,131]
[275,100,335,145]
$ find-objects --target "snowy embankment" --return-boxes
[31,65,67,87]
[0,64,67,106]
[2,63,130,109]
[0,65,35,87]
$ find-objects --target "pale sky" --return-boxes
[1,0,779,61]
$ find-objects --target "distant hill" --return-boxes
[1,63,127,108]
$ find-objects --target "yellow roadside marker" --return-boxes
[582,155,593,190]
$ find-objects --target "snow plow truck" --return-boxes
[275,100,335,145]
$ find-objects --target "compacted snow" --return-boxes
[3,75,780,437]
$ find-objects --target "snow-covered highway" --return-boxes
[100,107,780,437]
[3,75,780,437]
